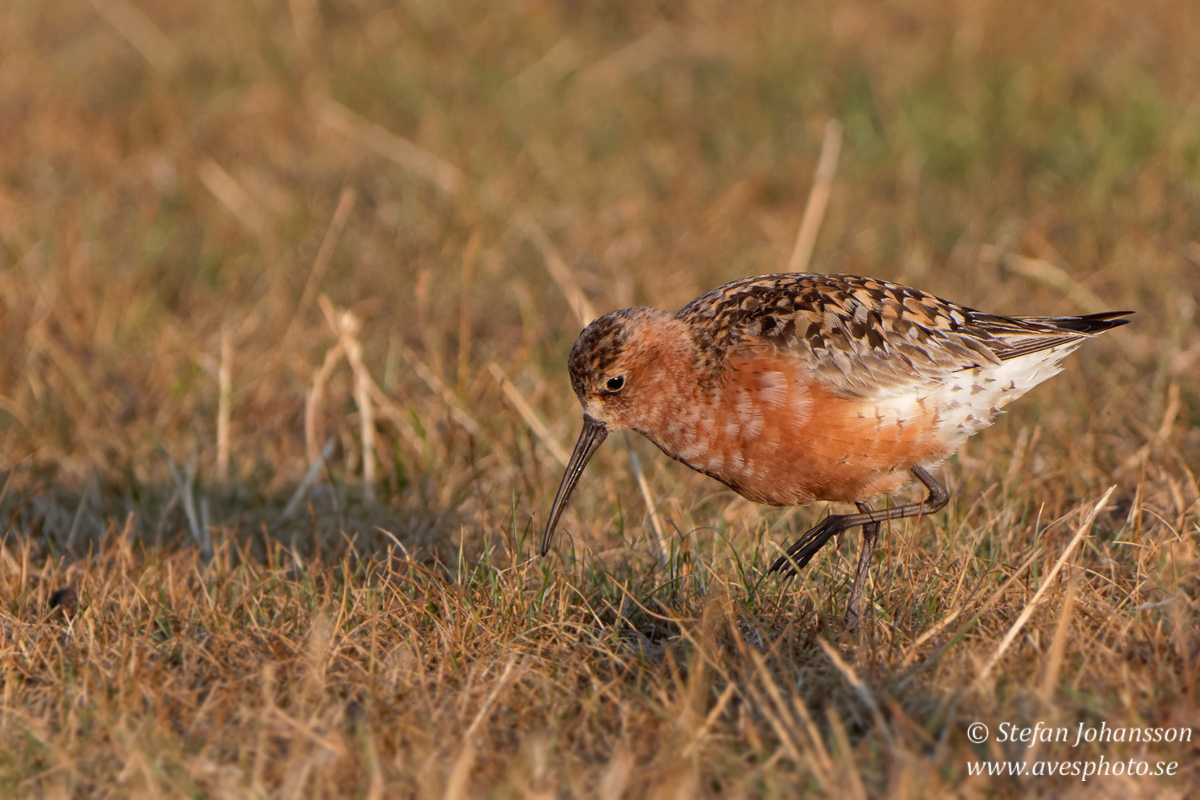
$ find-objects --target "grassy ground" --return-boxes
[2,0,1199,796]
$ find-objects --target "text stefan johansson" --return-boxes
[998,721,1192,748]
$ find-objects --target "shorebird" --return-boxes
[539,273,1130,626]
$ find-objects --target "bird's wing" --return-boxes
[677,273,1122,401]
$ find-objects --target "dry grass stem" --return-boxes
[346,325,376,504]
[979,245,1109,314]
[973,486,1117,692]
[281,436,336,521]
[398,346,482,436]
[627,444,669,566]
[489,363,570,468]
[788,119,843,273]
[1038,567,1080,701]
[305,340,346,466]
[315,95,464,196]
[457,228,483,391]
[85,0,181,76]
[515,212,598,327]
[217,325,232,483]
[316,298,378,501]
[162,452,212,561]
[578,25,675,93]
[289,188,358,341]
[817,638,894,750]
[197,158,272,242]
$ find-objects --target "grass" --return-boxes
[2,0,1199,796]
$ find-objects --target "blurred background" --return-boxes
[1,0,1196,560]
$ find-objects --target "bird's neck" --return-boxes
[626,323,725,468]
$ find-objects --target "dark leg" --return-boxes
[768,465,949,579]
[843,502,878,630]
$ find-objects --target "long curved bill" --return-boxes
[540,415,609,556]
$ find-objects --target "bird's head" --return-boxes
[540,307,693,555]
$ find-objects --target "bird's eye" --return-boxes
[605,375,626,393]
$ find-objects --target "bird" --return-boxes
[539,273,1131,626]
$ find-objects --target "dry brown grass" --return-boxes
[2,0,1198,796]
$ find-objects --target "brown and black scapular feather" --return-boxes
[677,274,1130,400]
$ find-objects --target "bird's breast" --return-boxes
[641,352,953,506]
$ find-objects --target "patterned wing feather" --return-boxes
[677,274,1127,400]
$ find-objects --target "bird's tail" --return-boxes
[1030,310,1134,335]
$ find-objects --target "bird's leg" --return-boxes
[843,501,878,630]
[768,465,948,579]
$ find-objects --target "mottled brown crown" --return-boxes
[567,309,637,401]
